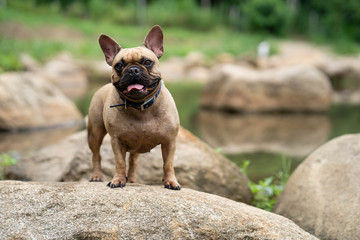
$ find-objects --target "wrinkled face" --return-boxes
[111,47,161,100]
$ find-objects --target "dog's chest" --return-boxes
[106,110,172,153]
[119,122,163,153]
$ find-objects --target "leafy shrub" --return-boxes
[241,157,292,211]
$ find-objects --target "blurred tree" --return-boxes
[241,0,290,35]
[298,0,360,41]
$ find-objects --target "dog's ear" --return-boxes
[143,25,164,59]
[99,34,121,66]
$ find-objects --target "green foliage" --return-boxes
[239,159,250,176]
[241,156,292,211]
[242,0,292,35]
[214,147,224,154]
[297,0,360,42]
[249,176,281,211]
[0,152,18,180]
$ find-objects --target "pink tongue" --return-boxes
[127,84,144,92]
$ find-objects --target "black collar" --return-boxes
[109,81,162,111]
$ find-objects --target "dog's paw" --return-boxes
[107,176,127,188]
[163,178,181,191]
[89,174,103,182]
[164,184,181,190]
[127,177,137,183]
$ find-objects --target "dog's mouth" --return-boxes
[123,83,147,93]
[121,81,159,94]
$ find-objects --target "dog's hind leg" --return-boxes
[161,140,181,190]
[127,153,139,183]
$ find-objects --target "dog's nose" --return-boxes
[127,66,141,76]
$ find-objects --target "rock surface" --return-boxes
[274,134,360,240]
[8,127,252,203]
[0,72,83,131]
[78,59,112,83]
[264,41,331,69]
[0,181,318,240]
[317,57,360,93]
[318,57,360,81]
[160,57,188,81]
[41,53,89,99]
[20,53,89,99]
[201,64,333,112]
[198,110,331,157]
[160,52,210,82]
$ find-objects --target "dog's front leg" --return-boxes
[108,137,127,188]
[161,140,181,190]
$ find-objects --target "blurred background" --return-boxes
[0,0,360,184]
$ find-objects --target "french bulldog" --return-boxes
[88,25,181,190]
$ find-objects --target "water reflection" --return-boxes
[0,126,82,155]
[198,110,331,158]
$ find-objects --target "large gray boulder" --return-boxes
[0,72,83,131]
[8,127,252,203]
[274,134,360,240]
[201,64,332,112]
[0,181,318,240]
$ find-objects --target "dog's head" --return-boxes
[99,25,163,100]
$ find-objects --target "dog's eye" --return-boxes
[143,60,153,68]
[114,62,124,72]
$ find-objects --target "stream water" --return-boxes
[194,106,360,182]
[167,83,360,181]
